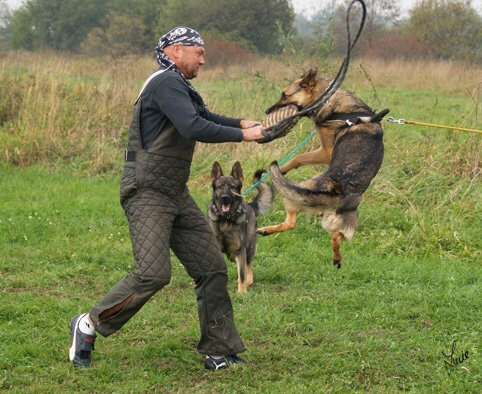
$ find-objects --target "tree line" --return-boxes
[1,0,482,63]
[298,0,482,63]
[0,0,294,56]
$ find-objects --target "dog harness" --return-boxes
[326,108,390,127]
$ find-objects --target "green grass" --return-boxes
[1,55,481,393]
[1,157,481,393]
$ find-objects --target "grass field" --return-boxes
[1,52,481,393]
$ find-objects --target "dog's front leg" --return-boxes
[246,262,254,287]
[235,251,248,294]
[279,146,332,174]
[330,231,344,269]
[256,210,298,236]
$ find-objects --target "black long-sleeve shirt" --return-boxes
[138,69,244,148]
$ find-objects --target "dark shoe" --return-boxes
[69,314,96,367]
[204,355,247,370]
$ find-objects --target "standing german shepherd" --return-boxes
[257,68,386,268]
[207,161,273,294]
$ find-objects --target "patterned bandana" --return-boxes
[157,26,204,50]
[155,27,205,107]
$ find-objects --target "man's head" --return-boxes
[156,26,205,79]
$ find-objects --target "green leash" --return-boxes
[242,129,317,196]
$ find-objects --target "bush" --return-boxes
[203,36,256,67]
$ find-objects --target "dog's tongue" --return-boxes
[222,204,231,213]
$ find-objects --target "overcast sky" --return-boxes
[4,0,419,15]
[292,0,419,17]
[4,0,22,9]
[5,0,480,18]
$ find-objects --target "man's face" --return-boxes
[176,45,205,79]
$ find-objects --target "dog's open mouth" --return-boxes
[221,203,232,213]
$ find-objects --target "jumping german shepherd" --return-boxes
[207,161,273,294]
[257,68,386,268]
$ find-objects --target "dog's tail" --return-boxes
[248,169,274,216]
[270,161,346,208]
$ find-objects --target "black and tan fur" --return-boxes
[207,161,273,294]
[257,68,385,268]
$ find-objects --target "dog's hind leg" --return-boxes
[331,231,344,269]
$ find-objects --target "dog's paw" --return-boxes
[333,259,342,269]
[256,228,270,236]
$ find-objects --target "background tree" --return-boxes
[109,0,165,52]
[155,0,294,54]
[0,0,13,50]
[303,4,335,59]
[328,0,401,57]
[81,12,149,58]
[407,0,482,62]
[9,0,482,63]
[9,0,294,55]
[55,0,110,51]
[81,0,166,56]
[10,0,60,51]
[10,0,109,51]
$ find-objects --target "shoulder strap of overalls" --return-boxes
[135,69,166,104]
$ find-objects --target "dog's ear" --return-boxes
[211,161,223,183]
[231,161,244,184]
[300,68,318,88]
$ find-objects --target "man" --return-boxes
[69,26,265,371]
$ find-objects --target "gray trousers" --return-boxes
[89,187,246,356]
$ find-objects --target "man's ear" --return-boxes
[164,44,182,61]
[172,44,182,55]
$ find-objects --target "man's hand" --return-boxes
[241,125,265,141]
[240,119,261,129]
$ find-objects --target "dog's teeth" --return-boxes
[261,105,299,127]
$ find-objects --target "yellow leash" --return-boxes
[385,116,482,135]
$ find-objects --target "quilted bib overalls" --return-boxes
[89,71,246,356]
